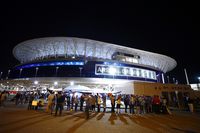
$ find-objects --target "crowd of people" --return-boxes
[1,90,200,119]
[23,91,171,116]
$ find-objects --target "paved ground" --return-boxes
[0,103,200,133]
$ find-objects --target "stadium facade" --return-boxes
[2,37,178,94]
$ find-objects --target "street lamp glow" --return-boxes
[198,77,200,80]
[70,81,74,86]
[54,81,58,86]
[34,81,38,85]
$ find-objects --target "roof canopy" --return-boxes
[13,37,177,72]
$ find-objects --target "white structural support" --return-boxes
[184,68,190,85]
[162,73,165,84]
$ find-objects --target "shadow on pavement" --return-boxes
[0,110,49,127]
[65,112,99,133]
[118,114,128,125]
[2,115,55,133]
[96,112,105,120]
[171,127,198,133]
[108,113,117,125]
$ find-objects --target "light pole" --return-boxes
[167,76,170,83]
[0,72,3,80]
[79,67,83,77]
[19,68,23,78]
[6,70,11,79]
[173,77,175,84]
[34,80,39,91]
[56,67,59,77]
[197,77,200,90]
[35,67,39,78]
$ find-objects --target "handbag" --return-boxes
[32,100,38,106]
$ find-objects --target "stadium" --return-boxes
[1,37,177,94]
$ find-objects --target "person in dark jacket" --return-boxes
[55,91,65,116]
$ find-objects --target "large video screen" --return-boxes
[95,64,156,80]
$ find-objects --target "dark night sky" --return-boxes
[0,1,199,84]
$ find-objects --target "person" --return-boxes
[0,91,7,107]
[184,95,190,111]
[84,94,90,119]
[27,92,34,110]
[135,96,140,115]
[188,97,194,113]
[80,94,84,111]
[152,95,161,113]
[102,95,106,112]
[97,94,101,112]
[110,95,115,113]
[161,96,167,114]
[74,95,79,112]
[129,95,135,114]
[145,96,152,113]
[91,95,96,112]
[124,95,130,113]
[116,95,122,114]
[66,94,71,111]
[55,91,65,116]
[37,94,45,110]
[15,92,21,105]
[46,91,55,114]
[71,94,75,111]
[139,95,146,114]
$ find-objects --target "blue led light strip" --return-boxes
[16,61,84,69]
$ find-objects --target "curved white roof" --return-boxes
[13,37,177,73]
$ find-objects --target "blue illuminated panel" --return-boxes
[16,61,84,69]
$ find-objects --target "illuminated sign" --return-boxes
[95,64,156,80]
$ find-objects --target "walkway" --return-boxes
[0,103,200,133]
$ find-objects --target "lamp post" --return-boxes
[35,67,39,78]
[197,77,200,90]
[6,70,11,79]
[79,67,83,77]
[56,67,59,77]
[0,72,3,80]
[173,77,175,84]
[19,68,23,78]
[167,76,170,83]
